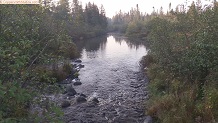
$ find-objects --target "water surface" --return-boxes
[76,34,147,97]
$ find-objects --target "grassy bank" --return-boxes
[139,2,218,123]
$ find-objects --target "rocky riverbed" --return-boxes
[44,59,151,123]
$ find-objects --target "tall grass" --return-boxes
[145,63,218,123]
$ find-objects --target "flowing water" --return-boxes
[63,33,149,123]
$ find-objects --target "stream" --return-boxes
[52,33,150,123]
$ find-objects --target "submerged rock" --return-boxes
[73,81,82,86]
[66,86,77,96]
[78,93,87,98]
[76,96,87,103]
[92,97,99,103]
[72,78,82,86]
[61,100,71,108]
[78,64,85,68]
[74,59,82,63]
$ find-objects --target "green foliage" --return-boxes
[126,21,145,38]
[0,4,81,122]
[51,62,73,82]
[28,99,64,123]
[0,81,32,121]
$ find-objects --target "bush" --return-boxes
[0,81,32,122]
[51,62,73,82]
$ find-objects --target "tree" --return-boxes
[55,0,70,20]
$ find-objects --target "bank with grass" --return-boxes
[139,2,218,123]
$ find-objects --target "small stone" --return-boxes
[61,100,71,108]
[76,96,87,103]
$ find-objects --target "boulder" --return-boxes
[66,86,77,96]
[61,100,71,108]
[76,96,87,103]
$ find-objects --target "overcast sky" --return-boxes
[80,0,212,18]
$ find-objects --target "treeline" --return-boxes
[50,0,108,39]
[108,4,153,37]
[108,4,145,35]
[0,0,107,122]
[120,1,218,123]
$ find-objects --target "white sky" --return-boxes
[80,0,213,18]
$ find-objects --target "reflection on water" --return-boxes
[112,34,146,50]
[74,33,147,95]
[75,33,147,60]
[75,35,107,52]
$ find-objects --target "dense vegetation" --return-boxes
[111,1,218,123]
[0,0,107,122]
